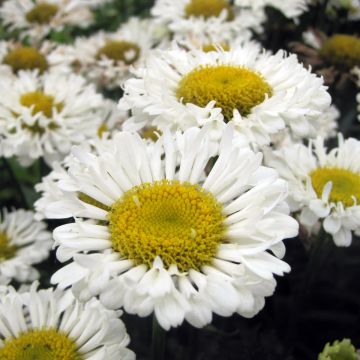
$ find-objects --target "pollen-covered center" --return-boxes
[3,47,48,73]
[108,180,226,272]
[97,41,141,65]
[310,167,360,207]
[20,91,63,118]
[319,34,360,69]
[26,3,59,24]
[185,0,234,20]
[0,232,17,261]
[176,65,273,120]
[0,328,82,360]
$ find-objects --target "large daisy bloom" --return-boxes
[151,0,264,42]
[119,44,331,146]
[36,126,298,330]
[0,283,135,359]
[57,18,163,89]
[266,136,360,247]
[0,209,52,285]
[0,40,70,77]
[0,70,105,166]
[0,0,93,44]
[234,0,309,18]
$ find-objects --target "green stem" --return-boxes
[151,315,166,360]
[2,158,29,209]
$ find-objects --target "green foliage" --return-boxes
[318,339,358,360]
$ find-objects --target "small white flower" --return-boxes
[0,40,70,77]
[0,0,94,44]
[0,70,105,166]
[0,209,52,285]
[0,283,135,359]
[266,136,360,247]
[234,0,309,18]
[55,18,166,89]
[119,43,331,146]
[36,125,298,330]
[152,0,264,42]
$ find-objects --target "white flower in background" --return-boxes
[151,0,264,42]
[0,209,52,285]
[266,136,360,247]
[36,126,298,330]
[55,18,165,89]
[0,70,105,166]
[0,0,94,44]
[323,0,360,20]
[0,40,70,76]
[0,283,135,359]
[119,43,331,146]
[234,0,309,18]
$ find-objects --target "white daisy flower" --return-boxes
[119,44,331,146]
[234,0,309,18]
[0,40,70,77]
[0,70,105,166]
[36,126,298,330]
[55,18,165,89]
[0,283,135,359]
[0,209,52,285]
[151,0,264,42]
[266,136,360,247]
[0,0,94,44]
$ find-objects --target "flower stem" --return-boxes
[2,158,29,209]
[151,315,166,360]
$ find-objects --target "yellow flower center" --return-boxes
[97,41,141,65]
[0,328,82,360]
[185,0,234,20]
[202,43,230,52]
[319,34,360,69]
[108,180,226,272]
[25,3,59,24]
[20,91,63,118]
[310,167,360,207]
[0,232,17,261]
[3,47,48,74]
[176,65,273,120]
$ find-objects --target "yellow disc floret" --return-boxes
[319,34,360,69]
[0,328,82,360]
[97,41,141,65]
[310,167,360,207]
[20,91,63,118]
[0,232,17,261]
[108,180,226,272]
[185,0,234,20]
[3,47,48,74]
[26,3,59,24]
[176,65,273,120]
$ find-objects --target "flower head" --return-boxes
[0,71,105,166]
[36,125,298,330]
[120,43,331,146]
[0,283,135,359]
[0,209,52,285]
[266,136,360,246]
